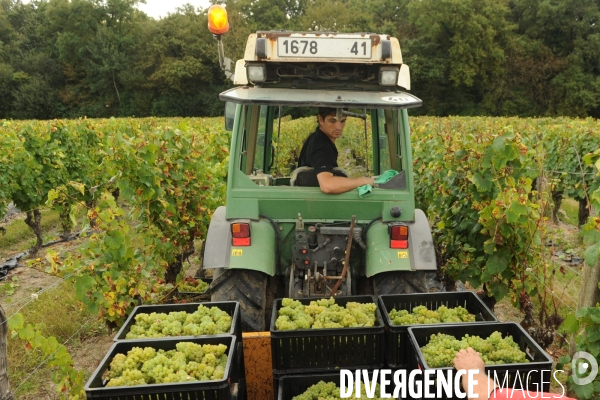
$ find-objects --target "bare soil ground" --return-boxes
[2,238,83,315]
[70,335,115,382]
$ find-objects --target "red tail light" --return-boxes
[231,223,251,246]
[390,224,408,249]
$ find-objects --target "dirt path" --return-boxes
[1,239,82,315]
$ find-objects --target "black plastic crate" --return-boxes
[277,372,400,400]
[407,323,553,399]
[270,296,385,374]
[113,301,241,342]
[379,292,498,368]
[85,335,245,400]
[179,277,213,296]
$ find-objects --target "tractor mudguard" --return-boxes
[203,207,231,270]
[365,208,436,277]
[203,206,276,276]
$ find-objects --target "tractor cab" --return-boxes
[204,6,438,332]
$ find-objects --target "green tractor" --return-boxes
[203,7,439,332]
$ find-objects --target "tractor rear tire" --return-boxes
[373,271,430,296]
[211,269,267,332]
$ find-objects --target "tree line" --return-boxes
[1,0,599,119]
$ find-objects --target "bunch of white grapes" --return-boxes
[275,297,377,331]
[389,305,476,325]
[421,331,529,368]
[105,342,228,387]
[125,305,232,338]
[179,278,210,293]
[292,381,387,400]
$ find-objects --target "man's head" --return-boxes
[317,107,347,142]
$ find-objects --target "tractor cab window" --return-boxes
[374,109,405,175]
[238,105,275,186]
[253,106,268,173]
[236,104,407,188]
[377,109,392,173]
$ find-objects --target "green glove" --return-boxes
[357,184,372,198]
[374,169,399,184]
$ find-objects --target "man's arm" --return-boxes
[316,172,374,194]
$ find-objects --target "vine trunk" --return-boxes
[24,209,42,255]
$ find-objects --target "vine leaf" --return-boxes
[557,355,571,369]
[489,282,509,299]
[18,324,35,340]
[471,173,492,192]
[573,382,595,400]
[486,250,510,274]
[105,232,124,249]
[68,181,85,195]
[588,307,600,324]
[584,241,600,267]
[8,312,24,330]
[491,136,506,153]
[586,325,600,343]
[75,275,96,301]
[560,313,579,334]
[506,201,527,223]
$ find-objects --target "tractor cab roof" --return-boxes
[219,87,422,109]
[233,31,413,92]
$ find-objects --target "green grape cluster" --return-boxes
[275,297,377,331]
[421,331,530,368]
[179,277,210,293]
[292,380,388,400]
[105,342,228,387]
[125,305,232,338]
[389,305,476,325]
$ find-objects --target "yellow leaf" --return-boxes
[69,181,85,196]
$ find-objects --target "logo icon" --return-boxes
[381,96,411,103]
[571,351,598,386]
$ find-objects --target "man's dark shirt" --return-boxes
[298,127,338,174]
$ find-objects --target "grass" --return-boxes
[559,197,579,226]
[7,280,105,399]
[543,201,584,316]
[530,220,582,320]
[532,260,581,318]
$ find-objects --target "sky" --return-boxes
[136,0,212,19]
[20,0,213,19]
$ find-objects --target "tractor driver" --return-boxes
[298,107,375,194]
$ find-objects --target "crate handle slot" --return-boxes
[230,382,240,399]
[525,345,535,361]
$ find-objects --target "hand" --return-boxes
[454,348,496,400]
[364,177,375,186]
[453,347,485,371]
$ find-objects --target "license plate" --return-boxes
[277,37,372,59]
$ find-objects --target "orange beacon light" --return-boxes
[208,5,229,35]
